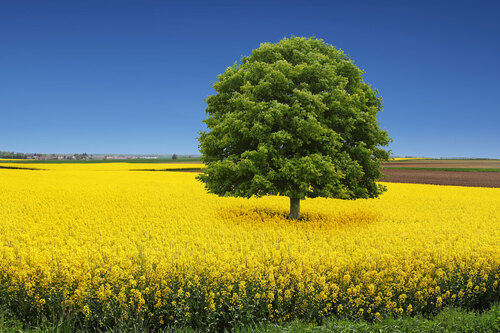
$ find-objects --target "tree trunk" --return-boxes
[289,198,301,220]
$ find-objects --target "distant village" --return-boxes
[0,151,199,160]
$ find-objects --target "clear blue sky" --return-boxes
[1,0,499,157]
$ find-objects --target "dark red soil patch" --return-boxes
[380,169,500,188]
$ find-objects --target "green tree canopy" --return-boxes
[197,36,391,219]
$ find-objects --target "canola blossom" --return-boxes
[0,163,499,329]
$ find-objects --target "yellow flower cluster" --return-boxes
[0,163,498,328]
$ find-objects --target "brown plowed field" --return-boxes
[380,169,500,188]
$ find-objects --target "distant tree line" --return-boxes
[0,151,90,160]
[0,151,28,159]
[1,150,202,161]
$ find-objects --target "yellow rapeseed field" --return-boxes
[0,162,498,328]
[389,157,428,161]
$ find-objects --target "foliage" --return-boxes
[250,304,500,332]
[198,36,391,205]
[1,300,499,332]
[0,150,28,159]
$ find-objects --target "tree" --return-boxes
[172,154,178,160]
[197,36,391,219]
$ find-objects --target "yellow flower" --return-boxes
[82,305,91,317]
